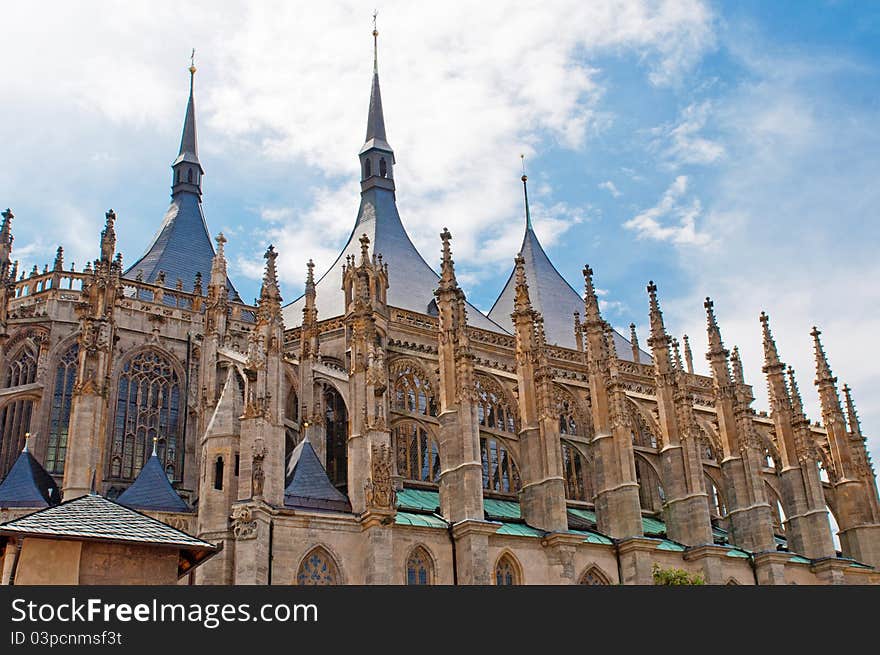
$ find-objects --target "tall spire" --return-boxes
[842,383,862,438]
[512,254,531,314]
[258,244,282,321]
[360,15,394,191]
[759,311,783,371]
[521,155,534,230]
[646,281,667,344]
[730,346,744,385]
[811,326,835,385]
[172,51,203,197]
[682,334,694,374]
[582,265,602,324]
[100,209,117,263]
[630,323,641,363]
[787,366,804,417]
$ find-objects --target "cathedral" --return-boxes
[0,28,879,586]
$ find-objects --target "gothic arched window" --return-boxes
[636,456,664,513]
[392,363,436,416]
[0,398,34,478]
[364,158,372,178]
[109,350,183,482]
[480,436,521,494]
[494,554,520,585]
[379,157,387,177]
[394,422,440,483]
[187,168,193,183]
[579,565,611,585]
[475,377,518,433]
[46,343,78,473]
[324,386,348,492]
[406,546,434,585]
[706,475,726,518]
[4,346,37,388]
[296,547,340,585]
[214,457,224,490]
[562,441,592,502]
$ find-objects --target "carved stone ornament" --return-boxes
[364,443,396,510]
[232,506,257,540]
[252,441,267,498]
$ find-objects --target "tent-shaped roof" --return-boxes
[0,447,59,509]
[116,450,191,514]
[489,222,652,361]
[284,439,351,513]
[0,493,216,577]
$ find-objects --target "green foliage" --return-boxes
[652,563,706,585]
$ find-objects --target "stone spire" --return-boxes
[671,337,684,373]
[629,323,640,364]
[172,53,203,197]
[438,227,457,291]
[359,17,395,192]
[53,246,64,272]
[842,383,862,438]
[302,259,317,325]
[646,281,672,375]
[100,209,117,264]
[583,265,602,325]
[512,254,531,315]
[682,334,694,374]
[787,366,805,418]
[0,208,13,280]
[704,297,732,386]
[730,346,744,385]
[258,245,282,322]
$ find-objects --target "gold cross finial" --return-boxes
[372,10,379,73]
[189,48,197,75]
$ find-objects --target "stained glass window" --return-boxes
[475,377,518,433]
[392,364,436,416]
[0,398,33,478]
[4,346,37,388]
[562,442,592,502]
[394,422,440,483]
[296,547,340,585]
[406,546,433,585]
[580,566,611,585]
[109,350,182,482]
[495,554,519,585]
[480,436,521,495]
[47,343,78,473]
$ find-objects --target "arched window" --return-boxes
[475,377,517,433]
[394,422,440,483]
[579,565,611,585]
[379,157,387,177]
[630,409,658,448]
[392,364,436,416]
[494,554,520,585]
[0,399,34,478]
[480,436,521,494]
[706,475,726,518]
[4,346,37,388]
[214,457,224,490]
[363,158,372,178]
[285,387,299,423]
[187,168,193,183]
[725,578,740,585]
[561,442,592,502]
[176,169,181,183]
[324,386,348,492]
[406,546,434,585]
[556,388,587,436]
[296,547,340,585]
[109,350,183,482]
[46,343,78,473]
[635,456,664,513]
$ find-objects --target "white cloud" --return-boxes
[598,180,622,197]
[623,175,711,246]
[652,101,725,167]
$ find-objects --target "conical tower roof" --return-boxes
[0,445,60,509]
[489,175,651,360]
[116,445,190,513]
[125,62,240,301]
[282,28,502,332]
[284,438,352,512]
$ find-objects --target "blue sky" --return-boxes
[2,1,879,460]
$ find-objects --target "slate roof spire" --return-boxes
[124,56,240,301]
[116,437,191,514]
[488,166,652,360]
[0,433,61,509]
[360,16,395,192]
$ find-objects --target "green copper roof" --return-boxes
[642,516,667,536]
[396,488,440,513]
[726,549,751,559]
[484,498,522,520]
[656,539,686,552]
[788,554,811,564]
[395,511,447,529]
[494,521,545,537]
[567,507,597,524]
[568,529,614,545]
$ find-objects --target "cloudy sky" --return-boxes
[3,1,879,459]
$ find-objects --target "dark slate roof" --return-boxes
[0,493,216,577]
[116,452,191,513]
[124,193,239,300]
[0,493,212,549]
[0,448,60,509]
[488,225,653,361]
[282,186,504,332]
[284,439,352,512]
[360,70,393,155]
[172,71,200,168]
